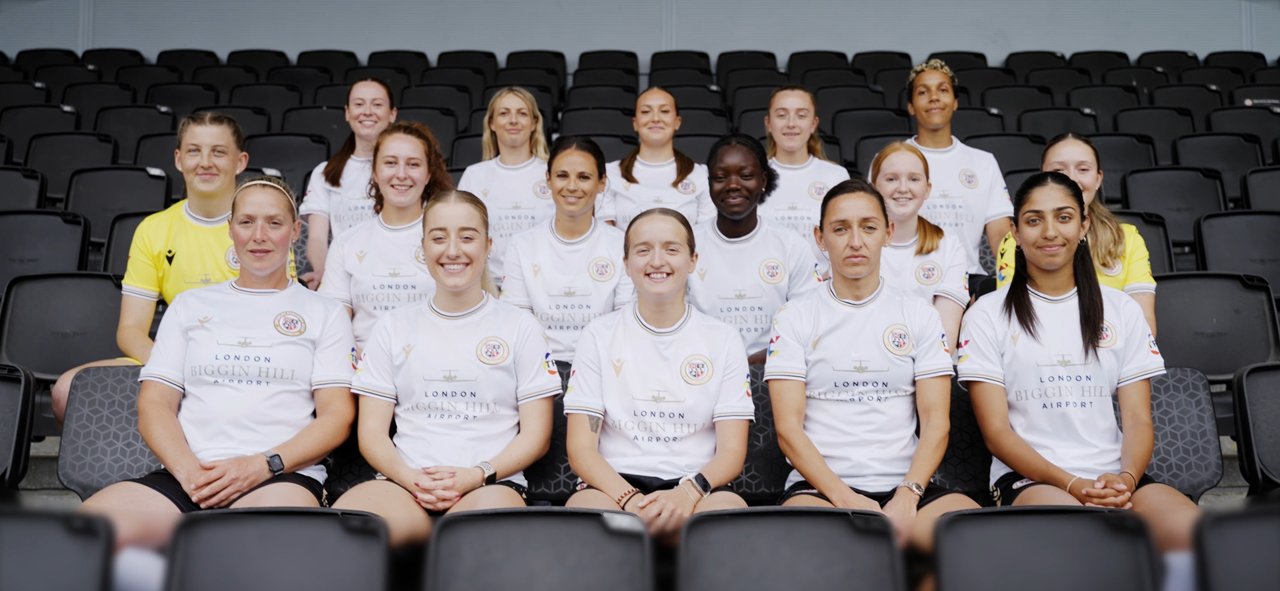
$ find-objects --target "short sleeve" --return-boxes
[138,292,188,392]
[956,301,1006,387]
[785,235,822,301]
[497,240,531,310]
[456,163,479,193]
[612,267,635,310]
[350,314,399,404]
[910,301,956,380]
[982,155,1013,225]
[936,237,970,306]
[695,186,716,226]
[512,316,562,403]
[995,231,1016,287]
[1120,224,1156,295]
[597,179,618,224]
[763,304,808,382]
[712,333,754,422]
[1115,297,1165,387]
[563,324,606,418]
[121,216,161,301]
[316,235,352,307]
[310,303,356,390]
[298,162,331,218]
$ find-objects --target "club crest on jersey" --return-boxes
[681,354,714,385]
[273,311,306,337]
[533,180,552,199]
[476,337,510,365]
[882,324,912,356]
[588,257,615,282]
[225,246,240,270]
[414,246,426,265]
[1098,321,1117,348]
[915,261,942,285]
[1101,261,1123,277]
[759,259,785,284]
[958,168,979,189]
[808,181,828,200]
[677,179,697,195]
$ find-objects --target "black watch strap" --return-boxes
[692,472,712,496]
[264,452,285,476]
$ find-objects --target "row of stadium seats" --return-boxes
[2,505,1278,591]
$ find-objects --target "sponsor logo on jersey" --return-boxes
[225,246,240,271]
[414,246,426,265]
[476,337,510,365]
[356,250,367,264]
[349,346,361,370]
[958,168,979,189]
[759,259,785,284]
[915,261,942,285]
[1098,321,1117,348]
[677,179,697,195]
[940,331,950,354]
[882,324,912,356]
[544,352,559,376]
[681,354,714,385]
[743,373,753,398]
[612,358,625,376]
[165,249,176,265]
[808,181,828,200]
[588,257,615,282]
[767,334,782,357]
[533,180,552,199]
[273,311,306,336]
[956,338,970,364]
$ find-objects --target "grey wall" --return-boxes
[2,0,1278,69]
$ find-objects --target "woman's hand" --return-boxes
[880,489,920,549]
[826,487,882,513]
[189,455,273,509]
[635,487,698,537]
[1068,474,1132,509]
[406,466,486,512]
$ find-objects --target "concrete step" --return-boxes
[20,436,66,492]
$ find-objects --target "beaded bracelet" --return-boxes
[615,487,640,510]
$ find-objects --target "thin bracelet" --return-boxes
[1120,471,1138,487]
[680,483,700,503]
[1065,476,1082,495]
[615,487,640,509]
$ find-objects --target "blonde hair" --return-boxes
[422,190,499,297]
[1042,133,1124,270]
[231,175,297,221]
[765,86,828,161]
[868,142,945,256]
[481,87,550,161]
[906,59,958,94]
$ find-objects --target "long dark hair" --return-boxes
[705,133,778,206]
[322,78,396,187]
[1004,171,1104,357]
[619,86,695,188]
[547,135,606,179]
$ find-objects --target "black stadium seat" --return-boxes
[952,107,1005,138]
[1067,85,1140,132]
[0,211,87,293]
[982,85,1053,128]
[62,82,135,130]
[1025,67,1092,104]
[829,108,910,160]
[421,68,486,107]
[1144,367,1223,501]
[196,104,270,137]
[438,50,499,84]
[1090,133,1156,203]
[681,508,904,591]
[1114,106,1195,164]
[449,134,482,168]
[787,50,848,82]
[566,85,636,112]
[1125,166,1225,249]
[1245,166,1280,211]
[1232,364,1280,499]
[815,86,887,131]
[156,49,220,81]
[651,50,711,74]
[95,105,175,164]
[1203,50,1268,77]
[1068,50,1130,83]
[0,166,45,209]
[367,50,429,85]
[146,82,219,118]
[134,132,182,200]
[191,65,259,99]
[266,66,332,102]
[64,166,168,245]
[955,67,1017,100]
[226,49,290,78]
[650,68,713,87]
[1196,504,1280,589]
[579,50,639,75]
[965,133,1046,175]
[1197,211,1280,293]
[1150,83,1223,131]
[0,103,79,165]
[1005,50,1068,83]
[31,64,99,101]
[281,105,348,156]
[716,50,778,90]
[1017,107,1098,137]
[1180,66,1245,94]
[0,510,112,591]
[1112,210,1175,275]
[851,51,911,81]
[929,50,987,71]
[0,81,49,111]
[296,49,360,82]
[573,68,640,91]
[0,272,121,384]
[58,365,159,498]
[13,48,78,74]
[243,133,329,193]
[1102,66,1171,102]
[103,211,149,275]
[1174,132,1263,204]
[558,107,632,137]
[117,64,184,98]
[25,131,117,202]
[345,66,411,100]
[311,83,350,108]
[0,364,34,492]
[1137,50,1199,78]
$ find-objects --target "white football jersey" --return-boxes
[457,156,553,279]
[318,214,434,347]
[352,295,561,485]
[765,281,954,490]
[141,281,356,483]
[909,137,1013,274]
[761,156,850,270]
[881,232,969,308]
[500,219,634,363]
[299,158,375,238]
[599,158,715,229]
[958,285,1166,486]
[688,218,821,353]
[565,304,755,480]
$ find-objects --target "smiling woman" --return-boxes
[687,134,820,365]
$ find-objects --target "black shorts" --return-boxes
[779,480,958,509]
[129,469,325,513]
[372,473,528,517]
[576,473,734,496]
[993,471,1159,506]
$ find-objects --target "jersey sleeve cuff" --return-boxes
[516,386,561,404]
[352,386,396,404]
[1117,367,1166,388]
[312,376,352,390]
[138,373,184,394]
[563,404,604,418]
[957,372,1004,387]
[122,285,160,301]
[915,366,956,380]
[1122,283,1156,295]
[936,289,969,308]
[712,412,755,422]
[763,370,806,382]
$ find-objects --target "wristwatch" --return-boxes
[475,461,497,485]
[682,472,712,497]
[264,451,285,476]
[899,480,925,497]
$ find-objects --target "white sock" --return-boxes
[113,547,166,591]
[1162,550,1195,591]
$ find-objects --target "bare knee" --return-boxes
[694,491,746,513]
[566,489,620,511]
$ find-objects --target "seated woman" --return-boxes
[500,136,633,372]
[870,142,969,352]
[564,208,753,540]
[599,87,714,229]
[318,120,452,350]
[688,134,819,365]
[960,171,1198,553]
[994,133,1157,334]
[332,190,559,547]
[81,176,355,549]
[301,78,398,288]
[767,178,978,552]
